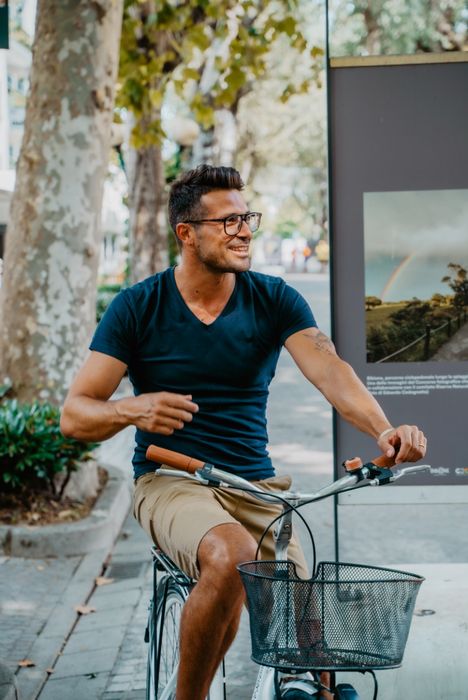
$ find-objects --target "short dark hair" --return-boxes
[168,164,244,237]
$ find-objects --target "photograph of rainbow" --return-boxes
[364,189,468,363]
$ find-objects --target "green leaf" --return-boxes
[182,67,200,81]
[148,88,163,108]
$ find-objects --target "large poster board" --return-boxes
[329,53,468,503]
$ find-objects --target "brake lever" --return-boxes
[389,464,432,481]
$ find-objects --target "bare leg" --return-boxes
[175,523,257,700]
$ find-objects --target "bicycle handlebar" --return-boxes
[145,444,430,505]
[146,444,396,474]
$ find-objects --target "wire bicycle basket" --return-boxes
[237,560,424,672]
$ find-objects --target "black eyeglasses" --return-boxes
[184,211,262,236]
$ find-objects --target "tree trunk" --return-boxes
[213,109,237,167]
[128,141,168,284]
[192,109,238,168]
[0,0,123,404]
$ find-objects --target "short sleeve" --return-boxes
[276,283,317,345]
[89,290,136,366]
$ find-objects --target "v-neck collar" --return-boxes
[169,267,238,327]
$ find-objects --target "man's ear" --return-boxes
[175,222,193,247]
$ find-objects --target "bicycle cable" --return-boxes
[224,483,318,576]
[245,479,374,577]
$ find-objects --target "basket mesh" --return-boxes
[238,561,423,671]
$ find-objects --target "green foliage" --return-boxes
[366,295,465,362]
[442,263,468,311]
[275,220,298,238]
[365,296,382,310]
[96,284,122,323]
[0,400,97,497]
[117,0,323,147]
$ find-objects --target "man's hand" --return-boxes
[377,425,427,464]
[118,392,199,435]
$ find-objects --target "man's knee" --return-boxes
[197,523,257,583]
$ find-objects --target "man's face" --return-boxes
[190,189,253,273]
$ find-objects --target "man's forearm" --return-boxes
[318,357,392,439]
[60,395,137,442]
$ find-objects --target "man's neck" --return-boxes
[174,263,236,310]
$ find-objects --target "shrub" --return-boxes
[0,400,97,499]
[96,283,122,323]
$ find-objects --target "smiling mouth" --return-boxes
[229,246,250,254]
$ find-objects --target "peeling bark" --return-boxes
[0,0,123,404]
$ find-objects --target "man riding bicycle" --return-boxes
[61,165,427,700]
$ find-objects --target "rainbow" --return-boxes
[381,254,414,301]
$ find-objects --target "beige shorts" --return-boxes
[133,469,309,580]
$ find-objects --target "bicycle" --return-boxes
[143,445,429,700]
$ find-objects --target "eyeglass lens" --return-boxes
[225,213,261,235]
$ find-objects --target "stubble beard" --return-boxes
[196,247,251,274]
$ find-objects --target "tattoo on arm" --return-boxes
[302,330,336,355]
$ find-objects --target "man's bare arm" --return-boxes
[60,351,198,442]
[285,328,426,463]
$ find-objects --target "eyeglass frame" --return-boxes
[183,211,262,236]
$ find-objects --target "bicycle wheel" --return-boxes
[147,579,186,700]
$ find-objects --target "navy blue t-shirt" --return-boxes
[90,268,317,480]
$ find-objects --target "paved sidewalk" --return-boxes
[37,511,150,700]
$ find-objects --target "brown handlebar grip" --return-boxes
[371,454,397,468]
[146,445,205,474]
[344,457,363,472]
[344,454,397,472]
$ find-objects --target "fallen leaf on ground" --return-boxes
[58,510,74,519]
[18,659,36,668]
[75,605,96,615]
[95,576,114,587]
[36,565,45,571]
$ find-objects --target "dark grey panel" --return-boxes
[329,61,468,486]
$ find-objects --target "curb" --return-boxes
[0,466,132,558]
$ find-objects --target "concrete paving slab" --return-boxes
[52,646,120,679]
[38,549,109,640]
[0,661,18,700]
[62,625,130,656]
[15,549,110,700]
[71,605,136,633]
[39,670,109,700]
[88,588,141,611]
[12,637,63,700]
